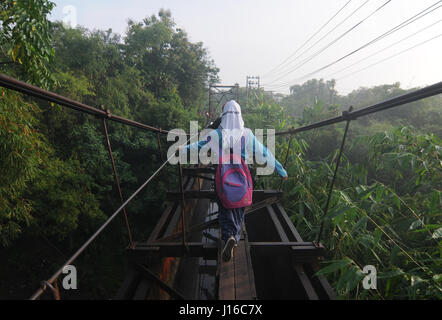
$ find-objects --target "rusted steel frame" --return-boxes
[0,73,171,135]
[266,204,320,298]
[40,280,60,300]
[266,205,289,242]
[249,243,325,262]
[202,231,219,242]
[101,106,134,247]
[275,203,303,242]
[166,189,283,200]
[134,263,185,300]
[316,106,353,245]
[161,177,196,239]
[178,164,187,250]
[147,203,177,242]
[129,242,218,259]
[154,197,280,243]
[293,263,319,300]
[274,204,335,299]
[185,173,215,182]
[183,167,215,175]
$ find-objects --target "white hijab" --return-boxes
[219,100,245,153]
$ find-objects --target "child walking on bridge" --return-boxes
[184,100,288,262]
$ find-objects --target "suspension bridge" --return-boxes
[1,72,441,300]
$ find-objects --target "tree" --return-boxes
[0,0,56,88]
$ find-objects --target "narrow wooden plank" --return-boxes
[243,226,257,300]
[234,239,253,300]
[219,258,235,300]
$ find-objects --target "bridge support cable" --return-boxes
[316,106,353,245]
[279,133,293,191]
[0,73,170,135]
[101,105,134,248]
[156,133,169,189]
[275,81,442,136]
[178,163,188,252]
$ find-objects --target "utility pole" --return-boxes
[246,76,260,107]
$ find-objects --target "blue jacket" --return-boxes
[185,128,287,177]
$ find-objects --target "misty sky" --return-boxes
[49,0,442,95]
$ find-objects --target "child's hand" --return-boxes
[282,175,288,181]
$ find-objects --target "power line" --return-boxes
[262,0,353,79]
[267,0,442,92]
[291,0,442,83]
[263,0,393,86]
[326,18,441,78]
[337,33,442,81]
[263,0,369,83]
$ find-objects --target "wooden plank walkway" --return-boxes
[218,227,257,300]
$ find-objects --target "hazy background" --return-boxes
[49,0,442,95]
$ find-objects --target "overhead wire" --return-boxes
[262,0,353,79]
[336,32,442,80]
[263,0,370,83]
[325,18,442,78]
[289,0,442,84]
[263,0,391,86]
[264,1,441,92]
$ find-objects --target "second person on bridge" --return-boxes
[183,100,288,262]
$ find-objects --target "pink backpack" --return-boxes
[215,136,253,209]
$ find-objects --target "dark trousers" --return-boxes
[218,205,245,243]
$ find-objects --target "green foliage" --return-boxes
[28,157,105,240]
[123,9,219,108]
[0,90,46,246]
[282,122,441,299]
[0,0,56,88]
[247,79,441,299]
[281,78,338,118]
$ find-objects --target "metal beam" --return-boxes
[166,190,282,200]
[134,264,186,300]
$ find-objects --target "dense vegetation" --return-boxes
[244,80,441,299]
[0,2,440,299]
[1,2,217,298]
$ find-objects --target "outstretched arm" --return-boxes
[250,132,288,178]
